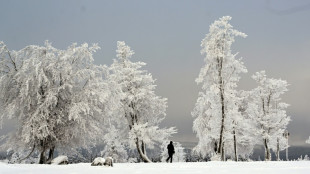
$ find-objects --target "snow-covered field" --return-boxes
[1,161,310,174]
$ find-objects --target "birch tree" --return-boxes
[192,16,247,161]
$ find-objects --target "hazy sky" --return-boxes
[1,0,310,146]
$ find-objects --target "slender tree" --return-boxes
[271,131,288,161]
[192,16,247,161]
[225,91,256,161]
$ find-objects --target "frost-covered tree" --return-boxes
[0,41,118,164]
[6,148,38,164]
[192,16,247,161]
[224,91,256,161]
[98,70,128,163]
[100,124,128,163]
[247,71,290,161]
[109,41,176,162]
[270,131,288,161]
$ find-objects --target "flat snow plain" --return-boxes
[1,161,310,174]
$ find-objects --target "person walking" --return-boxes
[166,141,175,163]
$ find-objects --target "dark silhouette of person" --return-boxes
[166,141,175,163]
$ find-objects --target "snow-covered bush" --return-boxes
[104,157,113,167]
[210,154,221,161]
[187,150,206,162]
[91,157,105,166]
[128,158,138,163]
[6,148,38,164]
[297,155,309,161]
[100,126,128,163]
[51,156,68,165]
[8,152,20,164]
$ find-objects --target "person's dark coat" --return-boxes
[166,141,175,163]
[167,141,175,155]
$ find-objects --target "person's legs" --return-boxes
[166,156,170,162]
[170,154,173,163]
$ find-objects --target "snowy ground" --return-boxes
[1,161,310,174]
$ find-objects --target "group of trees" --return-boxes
[0,16,291,164]
[192,16,290,161]
[0,41,178,163]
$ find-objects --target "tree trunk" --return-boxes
[264,138,271,161]
[39,149,46,164]
[217,88,225,161]
[135,138,152,163]
[217,57,226,161]
[233,129,238,162]
[141,141,146,156]
[276,138,280,161]
[285,131,289,161]
[214,141,218,153]
[46,146,55,164]
[286,147,288,161]
[222,142,225,161]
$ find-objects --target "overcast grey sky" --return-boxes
[1,0,310,146]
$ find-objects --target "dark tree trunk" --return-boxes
[233,129,238,162]
[276,138,280,161]
[38,139,49,164]
[221,142,225,161]
[217,57,226,161]
[214,141,218,153]
[217,86,225,161]
[39,149,46,164]
[46,146,55,163]
[141,141,146,156]
[264,138,271,161]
